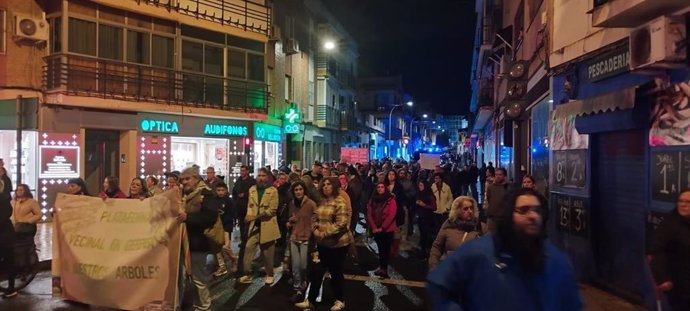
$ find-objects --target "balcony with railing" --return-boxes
[130,0,271,35]
[44,54,268,112]
[316,105,341,129]
[316,56,337,78]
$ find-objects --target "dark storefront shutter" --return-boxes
[592,129,646,300]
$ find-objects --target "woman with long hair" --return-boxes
[286,181,317,302]
[384,170,406,256]
[522,175,536,190]
[295,177,351,311]
[128,177,149,199]
[366,182,397,278]
[415,180,437,260]
[10,184,41,240]
[98,176,126,199]
[66,178,90,196]
[429,196,484,270]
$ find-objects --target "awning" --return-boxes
[472,106,494,132]
[553,87,635,118]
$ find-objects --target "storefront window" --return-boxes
[531,98,551,193]
[171,137,230,176]
[0,131,38,197]
[253,140,263,175]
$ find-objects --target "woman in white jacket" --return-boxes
[431,173,453,237]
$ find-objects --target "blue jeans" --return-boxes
[290,240,309,291]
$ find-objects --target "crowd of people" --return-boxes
[1,154,688,311]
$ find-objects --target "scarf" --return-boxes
[448,217,478,232]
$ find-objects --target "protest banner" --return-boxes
[52,190,183,310]
[419,153,441,170]
[341,147,369,164]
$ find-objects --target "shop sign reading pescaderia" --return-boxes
[586,45,630,82]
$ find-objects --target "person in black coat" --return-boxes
[210,182,235,277]
[0,179,17,298]
[232,165,255,275]
[648,190,690,311]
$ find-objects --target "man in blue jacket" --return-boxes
[427,188,582,311]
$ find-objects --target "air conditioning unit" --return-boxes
[284,38,299,55]
[269,25,281,42]
[629,15,686,70]
[14,14,49,42]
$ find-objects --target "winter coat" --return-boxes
[232,175,256,218]
[367,195,398,233]
[431,182,453,215]
[388,182,407,226]
[246,185,281,244]
[288,197,317,242]
[486,182,510,218]
[429,219,486,270]
[313,196,352,248]
[11,198,41,224]
[647,210,690,307]
[0,193,14,247]
[182,183,218,253]
[427,234,583,311]
[98,189,127,199]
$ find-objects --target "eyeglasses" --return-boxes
[514,205,542,215]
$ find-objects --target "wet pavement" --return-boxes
[6,220,646,311]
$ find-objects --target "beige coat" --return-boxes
[247,185,281,244]
[431,182,453,214]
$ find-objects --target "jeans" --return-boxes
[242,228,275,276]
[237,215,248,275]
[406,201,416,236]
[290,240,309,291]
[417,209,435,255]
[307,245,348,303]
[373,232,394,270]
[190,252,212,311]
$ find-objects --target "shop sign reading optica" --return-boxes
[254,122,282,142]
[284,108,300,134]
[203,123,249,136]
[140,119,179,134]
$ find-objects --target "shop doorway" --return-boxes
[84,129,120,196]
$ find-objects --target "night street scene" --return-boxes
[0,0,689,310]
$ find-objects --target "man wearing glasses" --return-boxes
[427,188,582,311]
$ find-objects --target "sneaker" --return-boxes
[239,275,253,284]
[294,299,315,309]
[330,300,345,311]
[213,266,228,277]
[2,291,18,299]
[374,268,388,279]
[265,275,275,285]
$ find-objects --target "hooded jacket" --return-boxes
[429,198,486,270]
[367,193,398,234]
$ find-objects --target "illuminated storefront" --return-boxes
[253,122,282,174]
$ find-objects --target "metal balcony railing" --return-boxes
[136,0,271,35]
[316,105,341,129]
[44,54,268,112]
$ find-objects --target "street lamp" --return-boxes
[422,114,428,118]
[324,40,336,50]
[388,102,413,157]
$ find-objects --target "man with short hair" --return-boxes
[205,167,221,190]
[239,168,281,285]
[232,165,256,275]
[178,167,218,311]
[212,182,236,277]
[486,167,510,232]
[306,162,323,183]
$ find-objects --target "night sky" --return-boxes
[322,0,477,115]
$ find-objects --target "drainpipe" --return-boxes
[16,95,23,185]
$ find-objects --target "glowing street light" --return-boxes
[324,41,336,50]
[423,114,428,118]
[406,101,413,107]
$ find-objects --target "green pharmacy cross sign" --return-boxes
[284,108,300,134]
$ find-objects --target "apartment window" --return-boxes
[152,35,173,68]
[68,18,96,55]
[98,24,123,60]
[285,75,292,101]
[49,17,61,54]
[126,30,149,64]
[228,49,245,78]
[0,9,5,54]
[182,40,203,72]
[248,53,265,81]
[204,45,223,75]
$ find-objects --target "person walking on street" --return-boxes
[295,177,352,311]
[648,189,690,311]
[429,196,485,271]
[415,180,437,260]
[10,184,41,243]
[232,165,256,275]
[0,179,16,299]
[178,167,218,311]
[431,173,453,236]
[286,181,317,303]
[427,188,583,311]
[239,168,281,285]
[211,182,236,277]
[367,182,398,279]
[486,168,510,232]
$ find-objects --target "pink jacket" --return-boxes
[367,196,398,233]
